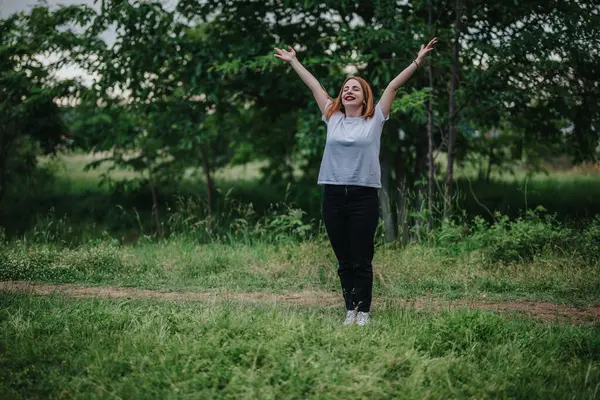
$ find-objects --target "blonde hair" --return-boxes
[325,76,375,121]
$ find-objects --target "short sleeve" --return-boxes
[375,102,390,124]
[321,98,333,123]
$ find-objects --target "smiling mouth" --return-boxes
[344,96,356,101]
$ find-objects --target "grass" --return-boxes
[2,154,600,398]
[1,237,598,306]
[1,151,599,306]
[1,293,599,399]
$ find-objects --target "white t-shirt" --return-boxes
[317,100,389,188]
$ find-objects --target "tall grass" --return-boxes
[1,294,599,399]
[2,212,599,304]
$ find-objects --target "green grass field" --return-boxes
[1,152,600,398]
[1,238,599,306]
[1,293,599,399]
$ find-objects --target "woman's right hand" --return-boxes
[274,46,297,63]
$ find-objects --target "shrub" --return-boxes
[432,209,575,264]
[578,216,600,265]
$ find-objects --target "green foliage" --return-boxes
[0,3,96,202]
[460,0,600,164]
[476,211,573,264]
[4,148,600,247]
[580,216,600,264]
[390,88,431,123]
[2,136,42,191]
[165,194,316,244]
[433,209,600,266]
[3,0,600,244]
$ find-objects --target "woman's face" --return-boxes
[341,78,365,108]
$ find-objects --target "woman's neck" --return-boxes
[344,105,362,118]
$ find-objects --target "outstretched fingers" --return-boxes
[426,37,439,49]
[274,47,291,60]
[417,37,438,57]
[274,46,295,59]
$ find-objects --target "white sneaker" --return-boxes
[356,311,370,326]
[343,310,357,325]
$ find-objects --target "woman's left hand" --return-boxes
[417,37,439,63]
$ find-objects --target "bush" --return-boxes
[477,211,573,264]
[432,209,576,264]
[165,195,316,244]
[579,216,600,265]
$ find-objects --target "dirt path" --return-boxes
[2,281,599,325]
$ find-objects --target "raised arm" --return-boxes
[379,37,438,118]
[274,46,330,115]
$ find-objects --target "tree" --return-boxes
[0,5,94,204]
[158,0,600,234]
[64,0,600,241]
[459,0,600,166]
[444,0,461,219]
[426,0,436,230]
[72,1,242,234]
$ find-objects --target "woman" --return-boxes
[274,38,438,326]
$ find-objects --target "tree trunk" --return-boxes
[413,131,428,238]
[200,147,216,218]
[445,0,461,219]
[0,150,7,205]
[427,0,435,231]
[486,142,495,183]
[285,154,296,184]
[394,155,410,245]
[0,129,15,205]
[148,170,163,239]
[573,95,596,163]
[379,149,397,242]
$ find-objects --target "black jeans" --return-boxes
[322,184,379,312]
